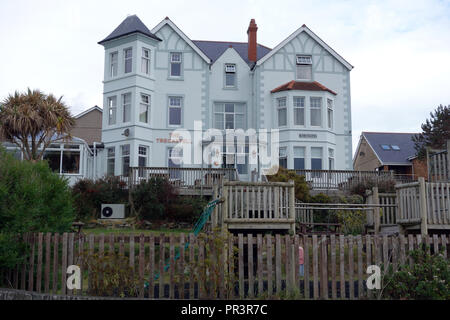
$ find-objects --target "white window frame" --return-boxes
[214,103,246,130]
[296,55,312,80]
[293,96,305,126]
[124,48,133,74]
[139,94,150,124]
[110,51,118,77]
[122,93,131,123]
[224,64,236,88]
[168,96,182,126]
[170,52,182,77]
[141,48,150,75]
[310,97,322,127]
[42,144,81,175]
[277,97,287,127]
[327,99,333,130]
[121,144,130,176]
[107,96,117,125]
[107,147,115,176]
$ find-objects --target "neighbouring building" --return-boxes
[353,131,427,179]
[98,15,354,180]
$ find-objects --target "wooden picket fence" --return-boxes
[1,233,449,299]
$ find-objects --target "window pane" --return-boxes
[110,52,118,77]
[138,156,146,167]
[107,159,115,176]
[328,108,333,129]
[169,107,181,125]
[122,156,130,176]
[43,150,61,173]
[225,113,234,129]
[225,103,234,113]
[171,62,181,76]
[296,64,312,80]
[225,73,235,86]
[279,158,287,169]
[215,113,224,129]
[311,147,322,158]
[108,97,117,125]
[294,108,304,125]
[171,53,181,62]
[311,158,322,170]
[62,150,80,174]
[140,104,148,123]
[124,49,132,73]
[278,108,287,126]
[310,97,322,126]
[123,94,131,122]
[294,158,305,170]
[294,147,305,158]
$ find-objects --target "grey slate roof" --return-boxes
[192,40,271,65]
[98,15,161,44]
[363,132,419,165]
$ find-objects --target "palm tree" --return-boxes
[0,88,75,160]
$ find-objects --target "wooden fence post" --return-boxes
[373,187,380,234]
[222,181,229,233]
[289,180,296,234]
[418,177,428,236]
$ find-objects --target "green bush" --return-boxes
[167,196,208,223]
[72,176,128,221]
[129,177,178,221]
[383,246,450,300]
[267,167,310,202]
[350,178,396,198]
[0,147,75,268]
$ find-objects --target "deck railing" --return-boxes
[217,181,296,232]
[294,169,394,190]
[123,167,239,189]
[428,140,449,182]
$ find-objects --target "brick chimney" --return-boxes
[247,19,258,62]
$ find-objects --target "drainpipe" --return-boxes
[93,142,97,180]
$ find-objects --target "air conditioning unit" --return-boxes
[101,204,125,219]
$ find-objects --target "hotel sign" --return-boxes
[299,134,318,139]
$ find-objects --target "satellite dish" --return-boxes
[122,128,130,137]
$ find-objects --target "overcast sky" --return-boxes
[1,0,449,154]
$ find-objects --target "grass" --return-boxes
[82,228,191,236]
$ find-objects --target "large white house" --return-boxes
[97,15,353,181]
[1,15,353,184]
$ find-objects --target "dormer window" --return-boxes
[296,55,312,80]
[225,64,236,87]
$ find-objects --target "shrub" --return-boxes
[267,167,310,202]
[167,196,208,223]
[72,176,128,221]
[349,178,396,198]
[129,177,178,221]
[82,251,139,298]
[0,147,74,268]
[382,246,450,300]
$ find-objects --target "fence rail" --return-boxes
[1,233,449,300]
[428,140,449,182]
[122,167,239,189]
[294,169,394,191]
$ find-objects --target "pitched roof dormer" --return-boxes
[98,15,162,45]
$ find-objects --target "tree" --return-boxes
[413,104,450,158]
[0,88,75,160]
